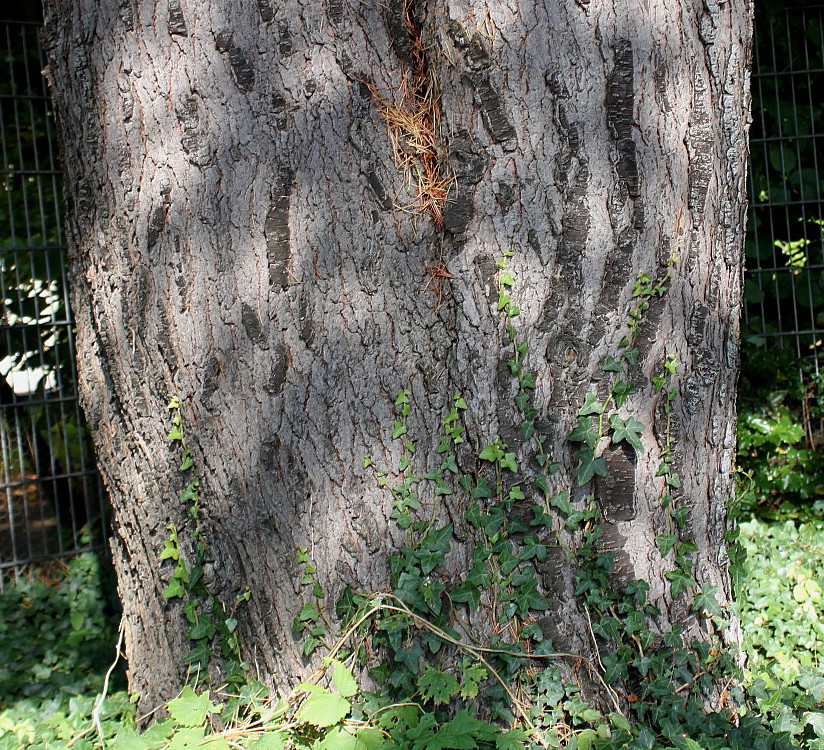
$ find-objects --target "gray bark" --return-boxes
[42,0,752,713]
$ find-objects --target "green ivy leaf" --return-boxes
[471,476,494,499]
[576,449,608,485]
[496,728,530,749]
[182,640,211,666]
[166,727,207,750]
[578,392,604,416]
[450,580,481,610]
[297,690,351,728]
[331,659,358,698]
[248,732,287,750]
[417,667,460,705]
[501,452,518,472]
[602,355,622,372]
[656,534,677,557]
[479,443,504,463]
[666,567,695,598]
[609,414,645,451]
[623,348,639,365]
[188,616,216,641]
[692,585,723,617]
[162,577,186,600]
[576,728,598,750]
[520,535,547,561]
[167,686,222,728]
[609,712,632,732]
[612,380,635,408]
[567,417,598,448]
[549,490,573,515]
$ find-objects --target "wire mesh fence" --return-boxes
[746,5,824,360]
[0,19,108,589]
[745,4,824,454]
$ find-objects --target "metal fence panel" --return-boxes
[0,20,107,588]
[746,6,824,362]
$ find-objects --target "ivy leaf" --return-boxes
[297,691,351,727]
[450,580,481,610]
[471,476,494,499]
[460,663,488,699]
[182,640,211,666]
[609,712,632,732]
[576,449,608,485]
[612,379,635,407]
[530,504,553,527]
[575,728,598,750]
[167,686,222,728]
[314,727,371,750]
[166,727,208,750]
[602,355,622,372]
[331,659,358,698]
[436,711,496,748]
[110,728,162,750]
[549,490,573,515]
[417,667,460,705]
[465,502,482,528]
[479,443,504,463]
[671,505,690,527]
[514,578,549,614]
[656,534,677,557]
[692,585,723,617]
[609,414,645,451]
[162,577,186,600]
[496,728,530,749]
[520,535,547,561]
[188,616,216,641]
[623,348,639,365]
[666,567,695,598]
[567,417,598,448]
[578,392,604,416]
[392,421,407,439]
[534,473,550,494]
[508,485,525,502]
[666,472,681,488]
[501,452,518,472]
[249,732,287,750]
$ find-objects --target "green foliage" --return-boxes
[0,553,130,749]
[737,518,824,749]
[737,346,824,514]
[0,553,121,706]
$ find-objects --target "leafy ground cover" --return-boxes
[736,518,824,748]
[0,517,821,749]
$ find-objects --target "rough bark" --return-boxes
[42,0,752,713]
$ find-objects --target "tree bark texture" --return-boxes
[42,0,752,713]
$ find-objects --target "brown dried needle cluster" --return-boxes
[369,3,454,224]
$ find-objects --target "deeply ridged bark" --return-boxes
[42,0,751,714]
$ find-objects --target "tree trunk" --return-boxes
[42,0,752,715]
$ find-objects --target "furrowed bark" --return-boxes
[42,0,751,713]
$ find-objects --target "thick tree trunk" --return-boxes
[42,0,751,714]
